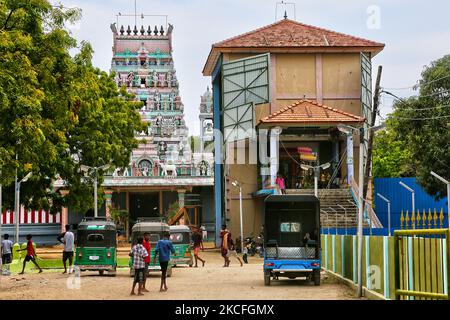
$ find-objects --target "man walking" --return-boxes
[57,224,75,274]
[129,237,148,296]
[18,234,43,274]
[192,227,205,267]
[1,234,13,275]
[220,225,230,267]
[153,232,175,292]
[142,232,151,292]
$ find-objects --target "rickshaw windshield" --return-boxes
[265,202,318,248]
[77,230,116,247]
[170,232,190,244]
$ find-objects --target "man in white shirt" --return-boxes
[57,224,75,274]
[1,234,13,275]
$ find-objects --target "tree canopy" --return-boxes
[0,0,144,213]
[373,54,450,199]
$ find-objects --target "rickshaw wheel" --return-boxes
[264,271,271,286]
[313,269,321,286]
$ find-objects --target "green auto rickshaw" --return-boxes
[74,217,117,276]
[129,217,173,277]
[169,225,193,267]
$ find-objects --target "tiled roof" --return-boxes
[258,100,365,126]
[214,19,384,48]
[203,19,384,75]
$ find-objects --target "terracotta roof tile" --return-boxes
[214,19,384,49]
[203,19,384,75]
[258,100,365,125]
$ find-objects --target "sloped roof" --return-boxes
[258,100,365,126]
[203,19,384,75]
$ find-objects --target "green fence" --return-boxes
[321,233,449,299]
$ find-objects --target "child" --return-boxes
[153,232,175,292]
[1,234,13,275]
[192,227,205,267]
[19,234,43,274]
[129,237,148,296]
[226,238,243,267]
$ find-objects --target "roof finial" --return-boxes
[284,10,288,19]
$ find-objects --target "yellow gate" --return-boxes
[394,228,450,300]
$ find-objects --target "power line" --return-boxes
[379,113,450,121]
[391,103,450,112]
[382,73,450,91]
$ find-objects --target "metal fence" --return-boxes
[394,229,449,300]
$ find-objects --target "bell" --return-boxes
[140,25,145,35]
[120,25,124,35]
[126,25,131,35]
[160,25,164,35]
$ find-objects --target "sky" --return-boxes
[60,0,450,134]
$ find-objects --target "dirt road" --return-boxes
[0,251,360,300]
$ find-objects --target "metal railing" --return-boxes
[394,228,449,300]
[400,208,446,229]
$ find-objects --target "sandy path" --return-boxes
[0,251,360,300]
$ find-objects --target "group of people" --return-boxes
[130,231,176,295]
[129,226,207,296]
[1,233,44,275]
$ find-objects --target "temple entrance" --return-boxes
[129,192,160,224]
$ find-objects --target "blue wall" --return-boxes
[374,177,448,229]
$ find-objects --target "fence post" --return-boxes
[383,236,390,299]
[445,230,449,297]
[353,235,357,283]
[394,233,400,300]
[342,235,345,277]
[365,236,370,289]
[332,235,336,272]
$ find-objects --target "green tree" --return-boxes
[0,0,144,213]
[374,54,450,199]
[372,120,415,178]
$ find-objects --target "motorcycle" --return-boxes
[244,233,264,257]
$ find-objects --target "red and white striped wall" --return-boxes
[1,207,61,224]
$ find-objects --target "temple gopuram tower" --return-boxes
[103,19,214,236]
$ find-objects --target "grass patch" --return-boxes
[7,257,130,273]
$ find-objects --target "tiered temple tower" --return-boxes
[110,22,191,176]
[103,21,214,235]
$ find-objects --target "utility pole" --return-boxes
[363,66,382,202]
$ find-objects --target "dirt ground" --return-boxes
[0,251,360,300]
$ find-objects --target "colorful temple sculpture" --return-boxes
[101,20,215,236]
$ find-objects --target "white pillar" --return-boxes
[270,128,280,186]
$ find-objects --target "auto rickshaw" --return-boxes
[169,225,193,267]
[129,217,173,277]
[74,217,117,276]
[263,195,321,286]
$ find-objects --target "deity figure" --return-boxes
[147,97,153,111]
[158,73,166,87]
[154,91,161,110]
[152,70,158,88]
[171,70,178,87]
[167,71,172,88]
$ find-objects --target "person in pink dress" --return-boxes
[275,173,286,194]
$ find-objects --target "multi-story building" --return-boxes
[203,17,385,245]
